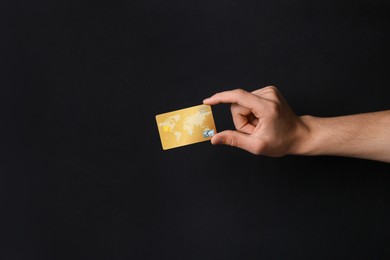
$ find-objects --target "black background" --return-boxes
[1,0,390,259]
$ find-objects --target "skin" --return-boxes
[203,86,390,163]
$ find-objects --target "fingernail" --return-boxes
[203,98,210,103]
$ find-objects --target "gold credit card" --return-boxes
[155,104,217,150]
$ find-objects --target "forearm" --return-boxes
[293,110,390,163]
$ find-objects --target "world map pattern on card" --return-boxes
[155,104,217,150]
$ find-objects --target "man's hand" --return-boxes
[203,86,308,157]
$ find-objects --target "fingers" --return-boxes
[204,86,293,156]
[203,86,280,106]
[230,103,256,134]
[211,130,265,155]
[203,89,267,116]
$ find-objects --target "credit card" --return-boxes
[155,104,217,150]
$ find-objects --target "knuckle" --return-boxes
[235,88,246,93]
[234,88,250,104]
[229,132,240,148]
[264,85,278,92]
[229,135,238,147]
[265,86,279,98]
[234,88,246,98]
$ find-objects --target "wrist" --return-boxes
[289,115,317,156]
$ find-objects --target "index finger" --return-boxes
[203,88,267,112]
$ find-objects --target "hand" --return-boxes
[203,86,308,157]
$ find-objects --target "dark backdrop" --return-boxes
[1,0,389,259]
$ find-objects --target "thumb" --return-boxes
[211,130,263,154]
